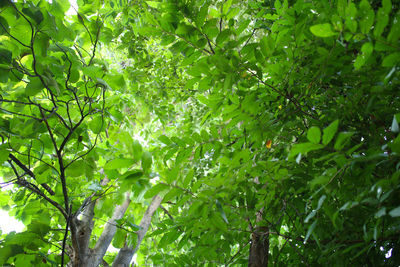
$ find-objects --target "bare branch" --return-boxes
[0,107,42,121]
[8,153,55,195]
[8,160,67,219]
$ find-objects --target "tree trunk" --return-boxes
[248,228,269,267]
[63,193,162,267]
[112,195,162,267]
[66,195,131,267]
[248,208,269,267]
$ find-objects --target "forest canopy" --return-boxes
[0,0,399,266]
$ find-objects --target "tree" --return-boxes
[0,0,399,266]
[0,0,161,266]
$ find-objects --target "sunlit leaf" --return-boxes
[310,24,336,37]
[307,126,321,144]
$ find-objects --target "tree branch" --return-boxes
[8,153,55,195]
[8,160,67,219]
[111,194,162,267]
[86,194,131,267]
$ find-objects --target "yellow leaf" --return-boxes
[266,140,272,149]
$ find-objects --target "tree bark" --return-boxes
[248,208,269,267]
[112,194,162,267]
[78,195,131,267]
[71,196,96,265]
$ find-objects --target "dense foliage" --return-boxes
[0,0,399,266]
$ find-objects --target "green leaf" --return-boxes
[10,22,31,45]
[171,136,186,147]
[158,229,182,248]
[127,233,138,250]
[25,77,43,96]
[82,66,102,79]
[304,210,317,223]
[317,195,326,210]
[0,146,10,165]
[158,135,172,145]
[216,29,231,45]
[33,33,49,57]
[138,26,162,37]
[337,0,346,17]
[196,4,209,27]
[104,158,134,170]
[14,254,35,266]
[88,116,104,134]
[144,183,169,199]
[182,169,194,188]
[0,48,12,64]
[289,143,324,159]
[121,169,143,181]
[322,120,339,145]
[354,42,373,69]
[66,160,85,177]
[236,19,250,35]
[141,151,152,173]
[175,23,191,35]
[307,126,321,144]
[345,2,358,33]
[216,200,228,224]
[359,0,375,34]
[146,1,160,8]
[222,0,232,15]
[310,24,336,37]
[382,0,392,14]
[165,166,179,184]
[259,36,274,57]
[104,74,126,90]
[391,115,399,132]
[374,8,389,37]
[211,212,227,231]
[203,19,219,39]
[304,220,317,244]
[334,132,354,151]
[132,140,143,161]
[36,168,51,184]
[274,0,282,12]
[382,52,400,67]
[0,68,9,83]
[160,35,175,46]
[226,7,240,20]
[27,221,50,236]
[112,228,127,249]
[375,207,386,218]
[163,188,182,203]
[388,206,400,217]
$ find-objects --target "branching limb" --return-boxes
[82,194,131,267]
[8,159,67,218]
[247,70,319,120]
[0,107,42,121]
[8,153,55,195]
[111,194,163,267]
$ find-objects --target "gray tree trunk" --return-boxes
[112,195,163,267]
[66,194,162,267]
